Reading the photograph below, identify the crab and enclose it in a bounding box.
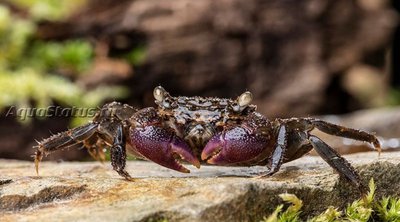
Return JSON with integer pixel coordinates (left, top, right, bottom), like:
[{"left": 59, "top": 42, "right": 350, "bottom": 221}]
[{"left": 34, "top": 86, "right": 381, "bottom": 192}]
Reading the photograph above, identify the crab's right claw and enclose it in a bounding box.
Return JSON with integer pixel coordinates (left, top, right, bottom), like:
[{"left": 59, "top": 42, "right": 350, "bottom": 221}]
[{"left": 129, "top": 125, "right": 200, "bottom": 173}]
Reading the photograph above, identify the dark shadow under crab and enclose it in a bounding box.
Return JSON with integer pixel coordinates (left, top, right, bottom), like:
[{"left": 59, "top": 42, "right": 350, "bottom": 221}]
[{"left": 34, "top": 86, "right": 381, "bottom": 193}]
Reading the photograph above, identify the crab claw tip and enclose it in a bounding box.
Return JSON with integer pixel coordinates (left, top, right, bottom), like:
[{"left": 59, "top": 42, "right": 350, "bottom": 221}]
[
  {"left": 171, "top": 141, "right": 201, "bottom": 170},
  {"left": 201, "top": 136, "right": 223, "bottom": 164},
  {"left": 195, "top": 161, "right": 201, "bottom": 169}
]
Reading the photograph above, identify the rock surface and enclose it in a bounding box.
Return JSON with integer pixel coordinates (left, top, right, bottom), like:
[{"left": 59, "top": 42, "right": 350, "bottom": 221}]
[{"left": 1, "top": 152, "right": 400, "bottom": 221}]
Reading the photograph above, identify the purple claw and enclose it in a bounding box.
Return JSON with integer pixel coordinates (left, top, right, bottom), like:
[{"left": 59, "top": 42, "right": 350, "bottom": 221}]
[
  {"left": 201, "top": 126, "right": 272, "bottom": 165},
  {"left": 129, "top": 125, "right": 200, "bottom": 173}
]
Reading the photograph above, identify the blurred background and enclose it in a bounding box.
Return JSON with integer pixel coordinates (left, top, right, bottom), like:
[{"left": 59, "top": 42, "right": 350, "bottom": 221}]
[{"left": 0, "top": 0, "right": 399, "bottom": 161}]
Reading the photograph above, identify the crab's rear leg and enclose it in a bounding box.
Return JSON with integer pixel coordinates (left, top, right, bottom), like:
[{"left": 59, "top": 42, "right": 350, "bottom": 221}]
[
  {"left": 296, "top": 118, "right": 381, "bottom": 153},
  {"left": 34, "top": 122, "right": 99, "bottom": 174},
  {"left": 287, "top": 118, "right": 380, "bottom": 193},
  {"left": 308, "top": 135, "right": 367, "bottom": 192}
]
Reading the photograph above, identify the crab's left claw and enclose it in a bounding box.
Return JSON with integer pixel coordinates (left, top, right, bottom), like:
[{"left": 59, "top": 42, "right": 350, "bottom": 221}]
[
  {"left": 129, "top": 125, "right": 200, "bottom": 173},
  {"left": 202, "top": 113, "right": 273, "bottom": 165},
  {"left": 201, "top": 125, "right": 272, "bottom": 165}
]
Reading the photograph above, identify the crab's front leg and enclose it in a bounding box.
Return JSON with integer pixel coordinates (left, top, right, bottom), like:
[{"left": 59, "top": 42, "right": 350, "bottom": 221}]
[
  {"left": 201, "top": 112, "right": 283, "bottom": 168},
  {"left": 128, "top": 107, "right": 200, "bottom": 173},
  {"left": 34, "top": 122, "right": 99, "bottom": 174},
  {"left": 96, "top": 120, "right": 133, "bottom": 180}
]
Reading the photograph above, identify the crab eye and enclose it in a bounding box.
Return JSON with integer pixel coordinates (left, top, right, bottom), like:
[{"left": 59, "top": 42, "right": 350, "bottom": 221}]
[
  {"left": 153, "top": 86, "right": 166, "bottom": 102},
  {"left": 163, "top": 98, "right": 172, "bottom": 108},
  {"left": 238, "top": 91, "right": 253, "bottom": 107}
]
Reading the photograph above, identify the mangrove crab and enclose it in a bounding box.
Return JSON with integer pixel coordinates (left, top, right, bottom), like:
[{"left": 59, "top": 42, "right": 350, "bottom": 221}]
[{"left": 34, "top": 86, "right": 381, "bottom": 191}]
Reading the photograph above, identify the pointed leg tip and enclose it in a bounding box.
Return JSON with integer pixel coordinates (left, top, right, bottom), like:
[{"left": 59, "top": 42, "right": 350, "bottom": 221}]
[
  {"left": 125, "top": 176, "right": 135, "bottom": 182},
  {"left": 117, "top": 169, "right": 135, "bottom": 181},
  {"left": 121, "top": 172, "right": 134, "bottom": 181},
  {"left": 34, "top": 151, "right": 42, "bottom": 176},
  {"left": 34, "top": 160, "right": 40, "bottom": 175},
  {"left": 373, "top": 140, "right": 381, "bottom": 156}
]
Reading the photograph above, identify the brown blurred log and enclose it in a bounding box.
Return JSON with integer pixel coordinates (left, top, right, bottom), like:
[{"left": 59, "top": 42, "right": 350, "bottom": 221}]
[{"left": 37, "top": 0, "right": 398, "bottom": 117}]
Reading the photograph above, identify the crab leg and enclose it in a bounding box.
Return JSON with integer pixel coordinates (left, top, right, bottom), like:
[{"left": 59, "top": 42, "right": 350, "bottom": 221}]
[
  {"left": 34, "top": 122, "right": 99, "bottom": 174},
  {"left": 296, "top": 118, "right": 381, "bottom": 153},
  {"left": 309, "top": 135, "right": 366, "bottom": 193},
  {"left": 262, "top": 125, "right": 288, "bottom": 176},
  {"left": 98, "top": 121, "right": 132, "bottom": 180}
]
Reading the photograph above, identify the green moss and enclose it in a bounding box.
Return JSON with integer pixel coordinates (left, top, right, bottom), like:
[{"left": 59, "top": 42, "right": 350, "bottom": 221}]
[
  {"left": 122, "top": 45, "right": 147, "bottom": 65},
  {"left": 0, "top": 3, "right": 128, "bottom": 125},
  {"left": 344, "top": 179, "right": 375, "bottom": 221},
  {"left": 262, "top": 179, "right": 400, "bottom": 222},
  {"left": 28, "top": 40, "right": 93, "bottom": 74},
  {"left": 262, "top": 194, "right": 302, "bottom": 222},
  {"left": 11, "top": 0, "right": 87, "bottom": 21},
  {"left": 307, "top": 207, "right": 341, "bottom": 222},
  {"left": 0, "top": 6, "right": 35, "bottom": 69},
  {"left": 376, "top": 197, "right": 400, "bottom": 221}
]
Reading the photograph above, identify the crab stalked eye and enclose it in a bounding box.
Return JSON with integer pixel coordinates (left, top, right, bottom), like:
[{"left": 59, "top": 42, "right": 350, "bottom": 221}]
[
  {"left": 238, "top": 91, "right": 253, "bottom": 108},
  {"left": 232, "top": 91, "right": 253, "bottom": 112},
  {"left": 153, "top": 86, "right": 166, "bottom": 102}
]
